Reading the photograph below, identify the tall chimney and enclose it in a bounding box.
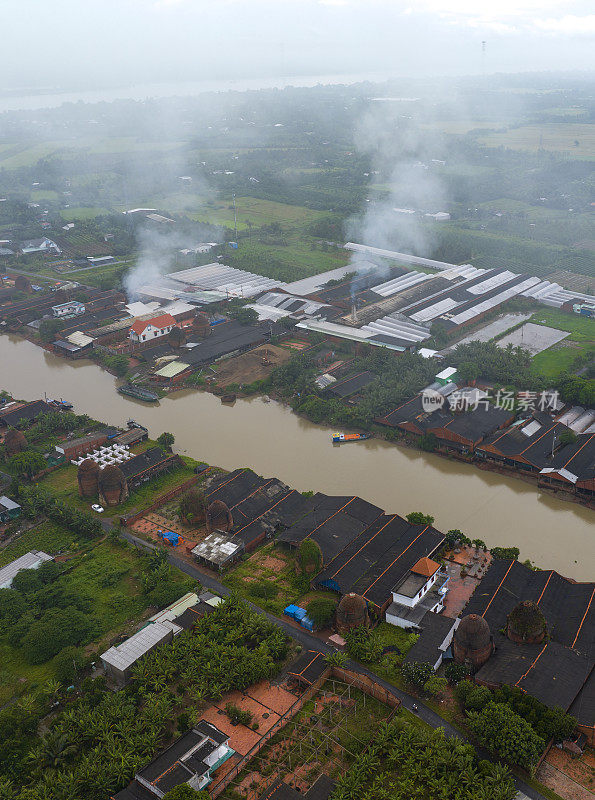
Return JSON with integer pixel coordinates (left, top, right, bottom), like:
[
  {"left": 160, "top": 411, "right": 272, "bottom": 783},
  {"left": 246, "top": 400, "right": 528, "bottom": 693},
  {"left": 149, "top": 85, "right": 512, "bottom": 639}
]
[{"left": 351, "top": 301, "right": 357, "bottom": 323}]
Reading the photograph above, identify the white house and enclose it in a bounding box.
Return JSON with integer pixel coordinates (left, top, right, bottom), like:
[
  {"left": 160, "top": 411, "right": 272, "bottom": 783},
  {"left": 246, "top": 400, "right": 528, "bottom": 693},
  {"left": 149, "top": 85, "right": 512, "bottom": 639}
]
[
  {"left": 385, "top": 557, "right": 450, "bottom": 629},
  {"left": 20, "top": 238, "right": 61, "bottom": 255},
  {"left": 129, "top": 313, "right": 177, "bottom": 343},
  {"left": 52, "top": 300, "right": 85, "bottom": 318}
]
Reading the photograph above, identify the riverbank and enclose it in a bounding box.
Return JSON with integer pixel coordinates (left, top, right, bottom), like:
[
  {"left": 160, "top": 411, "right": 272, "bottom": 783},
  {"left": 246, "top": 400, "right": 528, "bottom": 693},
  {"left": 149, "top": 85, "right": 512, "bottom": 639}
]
[{"left": 1, "top": 332, "right": 593, "bottom": 581}]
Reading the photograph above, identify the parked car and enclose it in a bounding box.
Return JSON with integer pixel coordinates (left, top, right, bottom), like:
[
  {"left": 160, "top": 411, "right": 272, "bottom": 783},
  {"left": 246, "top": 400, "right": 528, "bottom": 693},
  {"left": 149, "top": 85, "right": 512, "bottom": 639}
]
[{"left": 91, "top": 504, "right": 104, "bottom": 513}]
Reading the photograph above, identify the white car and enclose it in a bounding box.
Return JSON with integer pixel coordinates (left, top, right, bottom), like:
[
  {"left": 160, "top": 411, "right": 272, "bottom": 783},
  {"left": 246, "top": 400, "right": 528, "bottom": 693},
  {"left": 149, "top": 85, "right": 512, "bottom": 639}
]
[{"left": 91, "top": 504, "right": 104, "bottom": 513}]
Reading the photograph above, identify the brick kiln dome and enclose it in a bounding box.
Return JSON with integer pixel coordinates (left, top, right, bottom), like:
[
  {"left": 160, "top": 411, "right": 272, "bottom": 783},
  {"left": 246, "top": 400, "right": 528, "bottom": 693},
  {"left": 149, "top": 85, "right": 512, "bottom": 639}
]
[
  {"left": 336, "top": 593, "right": 369, "bottom": 633},
  {"left": 453, "top": 614, "right": 494, "bottom": 670},
  {"left": 206, "top": 500, "right": 233, "bottom": 533},
  {"left": 77, "top": 458, "right": 100, "bottom": 497},
  {"left": 98, "top": 464, "right": 128, "bottom": 506},
  {"left": 507, "top": 601, "right": 547, "bottom": 644},
  {"left": 14, "top": 275, "right": 32, "bottom": 293},
  {"left": 4, "top": 428, "right": 27, "bottom": 455},
  {"left": 168, "top": 325, "right": 186, "bottom": 347}
]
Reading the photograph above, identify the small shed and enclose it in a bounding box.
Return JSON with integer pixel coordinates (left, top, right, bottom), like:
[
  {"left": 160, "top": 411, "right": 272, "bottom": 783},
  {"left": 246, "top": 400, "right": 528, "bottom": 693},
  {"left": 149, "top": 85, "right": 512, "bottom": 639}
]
[{"left": 435, "top": 367, "right": 458, "bottom": 386}]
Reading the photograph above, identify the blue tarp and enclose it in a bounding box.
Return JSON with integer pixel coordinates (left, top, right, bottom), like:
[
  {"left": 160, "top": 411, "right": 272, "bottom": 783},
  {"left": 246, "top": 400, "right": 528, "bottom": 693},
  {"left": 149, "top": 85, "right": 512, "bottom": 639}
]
[
  {"left": 293, "top": 607, "right": 307, "bottom": 621},
  {"left": 300, "top": 616, "right": 314, "bottom": 631},
  {"left": 283, "top": 605, "right": 300, "bottom": 618}
]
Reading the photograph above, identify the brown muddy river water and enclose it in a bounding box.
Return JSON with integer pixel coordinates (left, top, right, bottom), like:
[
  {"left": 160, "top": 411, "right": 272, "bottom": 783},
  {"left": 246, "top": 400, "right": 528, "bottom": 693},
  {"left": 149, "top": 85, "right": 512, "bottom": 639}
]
[{"left": 1, "top": 334, "right": 593, "bottom": 580}]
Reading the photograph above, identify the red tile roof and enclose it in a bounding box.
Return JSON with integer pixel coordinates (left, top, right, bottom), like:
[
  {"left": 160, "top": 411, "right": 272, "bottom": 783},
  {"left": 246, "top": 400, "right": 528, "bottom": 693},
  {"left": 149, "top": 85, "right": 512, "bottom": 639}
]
[
  {"left": 130, "top": 313, "right": 176, "bottom": 335},
  {"left": 410, "top": 556, "right": 440, "bottom": 578}
]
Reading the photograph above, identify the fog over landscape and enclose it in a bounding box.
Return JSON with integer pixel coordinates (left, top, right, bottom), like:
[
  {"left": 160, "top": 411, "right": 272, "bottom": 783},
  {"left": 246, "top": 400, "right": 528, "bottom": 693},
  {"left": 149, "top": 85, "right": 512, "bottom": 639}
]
[
  {"left": 0, "top": 4, "right": 594, "bottom": 800},
  {"left": 1, "top": 0, "right": 594, "bottom": 98}
]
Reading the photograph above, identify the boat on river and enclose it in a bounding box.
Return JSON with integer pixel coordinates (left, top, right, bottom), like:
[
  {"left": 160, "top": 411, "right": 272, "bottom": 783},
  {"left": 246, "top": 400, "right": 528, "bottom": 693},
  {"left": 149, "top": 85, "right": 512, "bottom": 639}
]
[
  {"left": 117, "top": 384, "right": 159, "bottom": 402},
  {"left": 332, "top": 432, "right": 370, "bottom": 443}
]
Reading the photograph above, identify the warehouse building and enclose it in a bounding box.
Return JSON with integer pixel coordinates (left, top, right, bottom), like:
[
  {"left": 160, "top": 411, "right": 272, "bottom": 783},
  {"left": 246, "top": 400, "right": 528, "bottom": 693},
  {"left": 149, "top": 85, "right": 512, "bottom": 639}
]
[
  {"left": 277, "top": 494, "right": 384, "bottom": 567},
  {"left": 376, "top": 392, "right": 514, "bottom": 455},
  {"left": 0, "top": 399, "right": 52, "bottom": 428},
  {"left": 201, "top": 468, "right": 312, "bottom": 552},
  {"left": 460, "top": 559, "right": 594, "bottom": 719},
  {"left": 101, "top": 621, "right": 178, "bottom": 684},
  {"left": 313, "top": 513, "right": 445, "bottom": 613}
]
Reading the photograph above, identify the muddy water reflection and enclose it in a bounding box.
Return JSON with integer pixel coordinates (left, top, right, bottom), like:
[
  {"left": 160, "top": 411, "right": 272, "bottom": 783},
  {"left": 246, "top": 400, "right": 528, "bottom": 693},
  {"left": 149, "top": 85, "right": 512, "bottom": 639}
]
[{"left": 1, "top": 334, "right": 592, "bottom": 580}]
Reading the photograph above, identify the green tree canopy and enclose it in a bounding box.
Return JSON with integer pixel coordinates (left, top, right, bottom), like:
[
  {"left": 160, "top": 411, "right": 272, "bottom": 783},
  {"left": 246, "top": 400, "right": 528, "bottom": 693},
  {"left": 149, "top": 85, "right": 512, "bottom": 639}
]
[{"left": 467, "top": 702, "right": 545, "bottom": 774}]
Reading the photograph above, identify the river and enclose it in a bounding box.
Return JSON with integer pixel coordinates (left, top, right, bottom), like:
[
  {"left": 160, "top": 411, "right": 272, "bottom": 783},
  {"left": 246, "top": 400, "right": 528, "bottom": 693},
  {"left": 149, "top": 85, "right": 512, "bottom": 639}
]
[
  {"left": 0, "top": 72, "right": 393, "bottom": 112},
  {"left": 1, "top": 334, "right": 592, "bottom": 580}
]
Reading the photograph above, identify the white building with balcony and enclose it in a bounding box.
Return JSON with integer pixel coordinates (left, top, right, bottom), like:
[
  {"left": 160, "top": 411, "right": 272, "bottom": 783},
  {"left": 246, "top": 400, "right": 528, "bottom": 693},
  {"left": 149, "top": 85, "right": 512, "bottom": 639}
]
[{"left": 385, "top": 557, "right": 450, "bottom": 629}]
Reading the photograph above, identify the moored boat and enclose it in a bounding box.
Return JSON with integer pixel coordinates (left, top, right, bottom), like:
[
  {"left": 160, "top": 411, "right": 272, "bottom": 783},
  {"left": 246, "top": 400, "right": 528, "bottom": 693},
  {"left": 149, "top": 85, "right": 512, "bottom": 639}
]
[
  {"left": 117, "top": 384, "right": 159, "bottom": 402},
  {"left": 332, "top": 432, "right": 370, "bottom": 443}
]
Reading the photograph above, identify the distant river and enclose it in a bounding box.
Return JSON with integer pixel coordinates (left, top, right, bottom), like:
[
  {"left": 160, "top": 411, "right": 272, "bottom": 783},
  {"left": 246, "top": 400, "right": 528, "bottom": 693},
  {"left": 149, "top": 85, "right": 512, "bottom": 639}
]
[
  {"left": 0, "top": 72, "right": 393, "bottom": 112},
  {"left": 1, "top": 334, "right": 592, "bottom": 580}
]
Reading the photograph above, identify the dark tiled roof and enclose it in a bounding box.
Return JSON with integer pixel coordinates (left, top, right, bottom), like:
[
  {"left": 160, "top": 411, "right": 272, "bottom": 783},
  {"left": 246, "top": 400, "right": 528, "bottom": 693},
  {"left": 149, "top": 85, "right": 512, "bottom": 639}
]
[
  {"left": 464, "top": 559, "right": 595, "bottom": 654},
  {"left": 314, "top": 514, "right": 444, "bottom": 608},
  {"left": 287, "top": 651, "right": 328, "bottom": 685},
  {"left": 119, "top": 447, "right": 175, "bottom": 479},
  {"left": 326, "top": 371, "right": 376, "bottom": 398},
  {"left": 137, "top": 729, "right": 204, "bottom": 782},
  {"left": 569, "top": 668, "right": 595, "bottom": 729},
  {"left": 547, "top": 433, "right": 595, "bottom": 482},
  {"left": 0, "top": 400, "right": 52, "bottom": 427},
  {"left": 181, "top": 320, "right": 282, "bottom": 366},
  {"left": 403, "top": 612, "right": 457, "bottom": 665},
  {"left": 259, "top": 775, "right": 336, "bottom": 800},
  {"left": 476, "top": 635, "right": 591, "bottom": 711},
  {"left": 277, "top": 494, "right": 384, "bottom": 566}
]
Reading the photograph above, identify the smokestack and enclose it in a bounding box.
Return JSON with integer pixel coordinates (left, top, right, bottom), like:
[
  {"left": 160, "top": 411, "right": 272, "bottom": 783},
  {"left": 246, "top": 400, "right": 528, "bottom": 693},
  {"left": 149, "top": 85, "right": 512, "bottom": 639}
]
[{"left": 351, "top": 301, "right": 358, "bottom": 323}]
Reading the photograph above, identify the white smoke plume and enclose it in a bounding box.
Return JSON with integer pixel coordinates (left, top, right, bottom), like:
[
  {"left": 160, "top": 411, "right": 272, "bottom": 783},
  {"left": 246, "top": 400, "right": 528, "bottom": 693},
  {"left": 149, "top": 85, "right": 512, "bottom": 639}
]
[
  {"left": 346, "top": 98, "right": 448, "bottom": 274},
  {"left": 124, "top": 226, "right": 208, "bottom": 300}
]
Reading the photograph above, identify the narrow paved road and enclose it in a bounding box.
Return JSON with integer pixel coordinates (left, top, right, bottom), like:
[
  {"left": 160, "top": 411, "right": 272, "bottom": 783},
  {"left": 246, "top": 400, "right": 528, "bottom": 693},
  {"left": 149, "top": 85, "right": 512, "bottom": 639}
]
[{"left": 121, "top": 528, "right": 547, "bottom": 800}]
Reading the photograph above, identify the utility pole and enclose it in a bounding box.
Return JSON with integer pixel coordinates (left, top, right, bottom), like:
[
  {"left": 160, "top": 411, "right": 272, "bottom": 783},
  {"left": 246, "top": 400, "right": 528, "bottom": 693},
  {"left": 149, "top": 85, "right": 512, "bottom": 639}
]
[{"left": 233, "top": 192, "right": 238, "bottom": 242}]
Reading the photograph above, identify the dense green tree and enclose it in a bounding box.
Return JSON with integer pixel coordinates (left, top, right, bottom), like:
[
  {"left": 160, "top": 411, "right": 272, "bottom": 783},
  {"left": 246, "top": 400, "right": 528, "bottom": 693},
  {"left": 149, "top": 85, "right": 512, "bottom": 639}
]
[
  {"left": 467, "top": 702, "right": 545, "bottom": 773},
  {"left": 157, "top": 432, "right": 175, "bottom": 450},
  {"left": 400, "top": 660, "right": 434, "bottom": 688},
  {"left": 405, "top": 512, "right": 435, "bottom": 526},
  {"left": 8, "top": 451, "right": 46, "bottom": 480},
  {"left": 306, "top": 598, "right": 337, "bottom": 628}
]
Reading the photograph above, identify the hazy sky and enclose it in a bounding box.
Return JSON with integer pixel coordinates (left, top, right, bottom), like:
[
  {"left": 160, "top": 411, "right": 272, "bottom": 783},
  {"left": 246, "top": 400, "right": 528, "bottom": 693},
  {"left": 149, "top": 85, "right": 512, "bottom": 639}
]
[{"left": 2, "top": 0, "right": 594, "bottom": 91}]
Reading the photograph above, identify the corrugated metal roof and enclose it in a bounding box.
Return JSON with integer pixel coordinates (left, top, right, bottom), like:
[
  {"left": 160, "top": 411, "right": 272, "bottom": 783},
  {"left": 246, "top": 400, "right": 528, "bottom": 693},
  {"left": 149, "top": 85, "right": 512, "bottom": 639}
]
[
  {"left": 101, "top": 621, "right": 173, "bottom": 671},
  {"left": 0, "top": 551, "right": 53, "bottom": 588},
  {"left": 154, "top": 360, "right": 190, "bottom": 378},
  {"left": 66, "top": 331, "right": 94, "bottom": 347}
]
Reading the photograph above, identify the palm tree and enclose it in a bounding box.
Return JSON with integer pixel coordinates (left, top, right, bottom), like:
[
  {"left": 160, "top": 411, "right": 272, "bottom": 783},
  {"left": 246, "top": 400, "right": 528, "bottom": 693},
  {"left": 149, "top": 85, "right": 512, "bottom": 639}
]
[
  {"left": 19, "top": 693, "right": 38, "bottom": 713},
  {"left": 40, "top": 679, "right": 61, "bottom": 701},
  {"left": 27, "top": 731, "right": 78, "bottom": 775}
]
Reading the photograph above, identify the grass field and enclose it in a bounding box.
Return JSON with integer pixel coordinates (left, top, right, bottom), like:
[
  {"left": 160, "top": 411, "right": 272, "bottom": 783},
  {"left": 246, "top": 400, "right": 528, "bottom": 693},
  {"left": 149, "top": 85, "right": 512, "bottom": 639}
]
[
  {"left": 529, "top": 308, "right": 594, "bottom": 377},
  {"left": 531, "top": 346, "right": 583, "bottom": 378},
  {"left": 0, "top": 538, "right": 193, "bottom": 703},
  {"left": 227, "top": 236, "right": 351, "bottom": 282},
  {"left": 530, "top": 308, "right": 595, "bottom": 343},
  {"left": 478, "top": 123, "right": 595, "bottom": 159},
  {"left": 161, "top": 194, "right": 329, "bottom": 230},
  {"left": 0, "top": 520, "right": 81, "bottom": 568}
]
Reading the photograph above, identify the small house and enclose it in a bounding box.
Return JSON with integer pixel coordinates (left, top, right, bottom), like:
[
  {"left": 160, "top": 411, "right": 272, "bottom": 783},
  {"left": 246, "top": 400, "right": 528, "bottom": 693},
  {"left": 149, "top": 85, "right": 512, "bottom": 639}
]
[
  {"left": 52, "top": 300, "right": 86, "bottom": 318},
  {"left": 385, "top": 557, "right": 450, "bottom": 629},
  {"left": 129, "top": 313, "right": 177, "bottom": 343}
]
